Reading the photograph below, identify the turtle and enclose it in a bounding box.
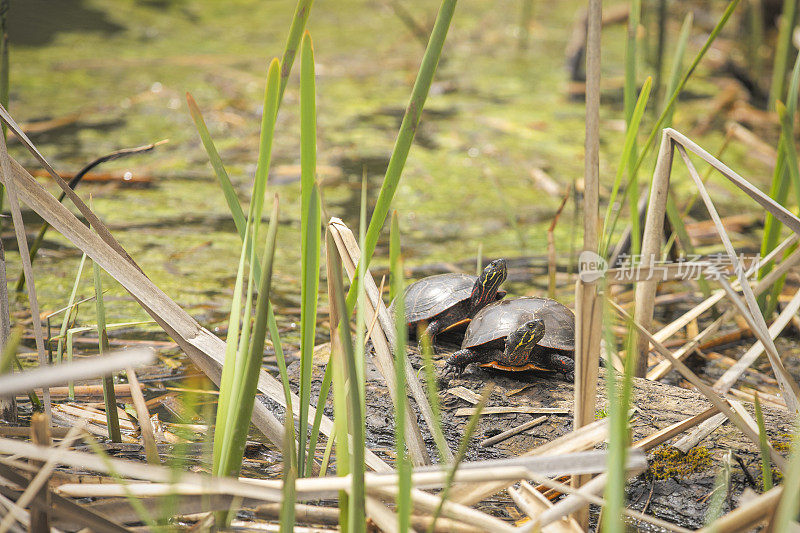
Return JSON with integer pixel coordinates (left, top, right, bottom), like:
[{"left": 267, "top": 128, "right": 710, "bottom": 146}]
[
  {"left": 445, "top": 296, "right": 575, "bottom": 377},
  {"left": 392, "top": 258, "right": 508, "bottom": 346}
]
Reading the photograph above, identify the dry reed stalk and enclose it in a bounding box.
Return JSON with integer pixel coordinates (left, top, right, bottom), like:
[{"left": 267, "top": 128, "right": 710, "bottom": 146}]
[
  {"left": 647, "top": 313, "right": 729, "bottom": 380},
  {"left": 0, "top": 136, "right": 390, "bottom": 472},
  {"left": 519, "top": 474, "right": 691, "bottom": 533},
  {"left": 0, "top": 423, "right": 81, "bottom": 533},
  {"left": 479, "top": 416, "right": 547, "bottom": 447},
  {"left": 673, "top": 413, "right": 727, "bottom": 453},
  {"left": 365, "top": 496, "right": 399, "bottom": 533},
  {"left": 547, "top": 184, "right": 572, "bottom": 299},
  {"left": 450, "top": 418, "right": 608, "bottom": 506},
  {"left": 609, "top": 299, "right": 788, "bottom": 470},
  {"left": 327, "top": 217, "right": 436, "bottom": 465},
  {"left": 715, "top": 286, "right": 800, "bottom": 394},
  {"left": 633, "top": 130, "right": 675, "bottom": 377},
  {"left": 675, "top": 143, "right": 800, "bottom": 412},
  {"left": 696, "top": 485, "right": 783, "bottom": 533},
  {"left": 369, "top": 484, "right": 517, "bottom": 533},
  {"left": 124, "top": 367, "right": 159, "bottom": 465},
  {"left": 632, "top": 406, "right": 719, "bottom": 450},
  {"left": 0, "top": 348, "right": 153, "bottom": 397},
  {"left": 509, "top": 481, "right": 582, "bottom": 533},
  {"left": 0, "top": 134, "right": 51, "bottom": 418}
]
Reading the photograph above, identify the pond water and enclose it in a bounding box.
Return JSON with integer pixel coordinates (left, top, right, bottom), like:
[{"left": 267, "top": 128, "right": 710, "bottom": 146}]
[{"left": 5, "top": 0, "right": 773, "bottom": 353}]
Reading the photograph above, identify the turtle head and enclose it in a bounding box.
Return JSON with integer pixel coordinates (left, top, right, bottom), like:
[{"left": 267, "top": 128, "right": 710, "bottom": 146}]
[
  {"left": 505, "top": 319, "right": 545, "bottom": 360},
  {"left": 469, "top": 259, "right": 507, "bottom": 313}
]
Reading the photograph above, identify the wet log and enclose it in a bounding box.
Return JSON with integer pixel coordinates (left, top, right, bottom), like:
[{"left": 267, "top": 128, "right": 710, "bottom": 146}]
[{"left": 289, "top": 344, "right": 798, "bottom": 530}]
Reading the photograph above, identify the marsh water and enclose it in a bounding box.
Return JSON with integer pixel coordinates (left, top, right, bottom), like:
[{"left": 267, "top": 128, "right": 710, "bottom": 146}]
[{"left": 5, "top": 0, "right": 777, "bottom": 353}]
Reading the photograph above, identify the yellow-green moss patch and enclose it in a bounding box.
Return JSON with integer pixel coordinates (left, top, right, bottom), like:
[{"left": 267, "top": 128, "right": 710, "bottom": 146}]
[{"left": 648, "top": 445, "right": 713, "bottom": 480}]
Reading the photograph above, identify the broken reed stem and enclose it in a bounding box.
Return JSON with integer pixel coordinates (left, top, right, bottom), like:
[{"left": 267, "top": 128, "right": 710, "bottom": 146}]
[{"left": 572, "top": 0, "right": 602, "bottom": 527}]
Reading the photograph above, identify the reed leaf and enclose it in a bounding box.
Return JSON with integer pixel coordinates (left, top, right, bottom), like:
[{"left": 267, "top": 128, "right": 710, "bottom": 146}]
[
  {"left": 298, "top": 31, "right": 321, "bottom": 478},
  {"left": 761, "top": 53, "right": 800, "bottom": 315},
  {"left": 768, "top": 0, "right": 798, "bottom": 108},
  {"left": 390, "top": 211, "right": 411, "bottom": 532},
  {"left": 56, "top": 254, "right": 86, "bottom": 369},
  {"left": 603, "top": 302, "right": 637, "bottom": 533},
  {"left": 604, "top": 0, "right": 738, "bottom": 250},
  {"left": 326, "top": 231, "right": 366, "bottom": 532},
  {"left": 277, "top": 0, "right": 315, "bottom": 104},
  {"left": 345, "top": 0, "right": 457, "bottom": 314},
  {"left": 93, "top": 261, "right": 121, "bottom": 443},
  {"left": 186, "top": 94, "right": 246, "bottom": 237},
  {"left": 661, "top": 13, "right": 693, "bottom": 126},
  {"left": 772, "top": 417, "right": 800, "bottom": 531},
  {"left": 624, "top": 0, "right": 641, "bottom": 254},
  {"left": 216, "top": 196, "right": 280, "bottom": 482},
  {"left": 753, "top": 393, "right": 773, "bottom": 492},
  {"left": 601, "top": 76, "right": 653, "bottom": 256},
  {"left": 704, "top": 450, "right": 732, "bottom": 525},
  {"left": 428, "top": 383, "right": 492, "bottom": 533},
  {"left": 0, "top": 326, "right": 21, "bottom": 374},
  {"left": 419, "top": 331, "right": 450, "bottom": 462}
]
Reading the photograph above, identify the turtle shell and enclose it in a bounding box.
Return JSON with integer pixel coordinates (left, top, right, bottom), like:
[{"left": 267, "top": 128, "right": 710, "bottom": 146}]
[
  {"left": 395, "top": 273, "right": 477, "bottom": 324},
  {"left": 462, "top": 297, "right": 575, "bottom": 351}
]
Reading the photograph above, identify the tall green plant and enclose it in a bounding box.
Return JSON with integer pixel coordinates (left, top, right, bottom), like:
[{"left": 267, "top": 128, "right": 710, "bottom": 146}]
[
  {"left": 772, "top": 418, "right": 800, "bottom": 531},
  {"left": 760, "top": 52, "right": 800, "bottom": 316},
  {"left": 768, "top": 0, "right": 798, "bottom": 109},
  {"left": 603, "top": 0, "right": 739, "bottom": 252},
  {"left": 390, "top": 212, "right": 412, "bottom": 532},
  {"left": 326, "top": 232, "right": 366, "bottom": 532},
  {"left": 93, "top": 261, "right": 121, "bottom": 443},
  {"left": 345, "top": 0, "right": 457, "bottom": 314},
  {"left": 214, "top": 196, "right": 280, "bottom": 480},
  {"left": 602, "top": 298, "right": 636, "bottom": 533},
  {"left": 754, "top": 393, "right": 773, "bottom": 492},
  {"left": 213, "top": 58, "right": 281, "bottom": 482},
  {"left": 624, "top": 0, "right": 642, "bottom": 254},
  {"left": 298, "top": 31, "right": 321, "bottom": 478}
]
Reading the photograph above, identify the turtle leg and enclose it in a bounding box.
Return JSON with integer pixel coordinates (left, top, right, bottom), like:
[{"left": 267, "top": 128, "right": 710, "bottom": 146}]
[
  {"left": 417, "top": 318, "right": 445, "bottom": 353},
  {"left": 445, "top": 348, "right": 483, "bottom": 375},
  {"left": 542, "top": 352, "right": 575, "bottom": 380}
]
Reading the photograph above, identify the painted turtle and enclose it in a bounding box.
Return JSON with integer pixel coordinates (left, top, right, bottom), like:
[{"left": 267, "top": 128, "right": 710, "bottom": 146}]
[
  {"left": 392, "top": 259, "right": 507, "bottom": 345},
  {"left": 445, "top": 297, "right": 575, "bottom": 376}
]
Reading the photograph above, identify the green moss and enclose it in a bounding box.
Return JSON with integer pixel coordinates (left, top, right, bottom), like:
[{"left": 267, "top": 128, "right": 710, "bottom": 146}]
[{"left": 647, "top": 445, "right": 713, "bottom": 480}]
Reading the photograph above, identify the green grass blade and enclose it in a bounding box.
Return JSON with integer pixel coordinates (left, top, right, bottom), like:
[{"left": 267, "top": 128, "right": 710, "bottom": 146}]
[
  {"left": 326, "top": 231, "right": 366, "bottom": 532},
  {"left": 754, "top": 393, "right": 773, "bottom": 491},
  {"left": 390, "top": 211, "right": 411, "bottom": 532},
  {"left": 601, "top": 76, "right": 653, "bottom": 256},
  {"left": 0, "top": 326, "right": 22, "bottom": 374},
  {"left": 250, "top": 59, "right": 281, "bottom": 232},
  {"left": 220, "top": 196, "right": 281, "bottom": 481},
  {"left": 345, "top": 0, "right": 457, "bottom": 314},
  {"left": 298, "top": 32, "right": 320, "bottom": 478},
  {"left": 772, "top": 417, "right": 800, "bottom": 531},
  {"left": 56, "top": 254, "right": 87, "bottom": 366},
  {"left": 428, "top": 383, "right": 492, "bottom": 533},
  {"left": 624, "top": 0, "right": 642, "bottom": 255},
  {"left": 604, "top": 0, "right": 738, "bottom": 248},
  {"left": 603, "top": 299, "right": 635, "bottom": 533},
  {"left": 768, "top": 0, "right": 798, "bottom": 108},
  {"left": 213, "top": 222, "right": 251, "bottom": 472},
  {"left": 186, "top": 93, "right": 246, "bottom": 237},
  {"left": 761, "top": 53, "right": 800, "bottom": 314},
  {"left": 704, "top": 450, "right": 732, "bottom": 525},
  {"left": 277, "top": 0, "right": 315, "bottom": 104},
  {"left": 661, "top": 12, "right": 693, "bottom": 126},
  {"left": 92, "top": 261, "right": 121, "bottom": 443},
  {"left": 419, "top": 332, "right": 450, "bottom": 462}
]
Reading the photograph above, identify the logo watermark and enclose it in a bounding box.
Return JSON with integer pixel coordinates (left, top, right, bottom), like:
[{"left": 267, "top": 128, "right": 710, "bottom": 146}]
[{"left": 578, "top": 251, "right": 757, "bottom": 283}]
